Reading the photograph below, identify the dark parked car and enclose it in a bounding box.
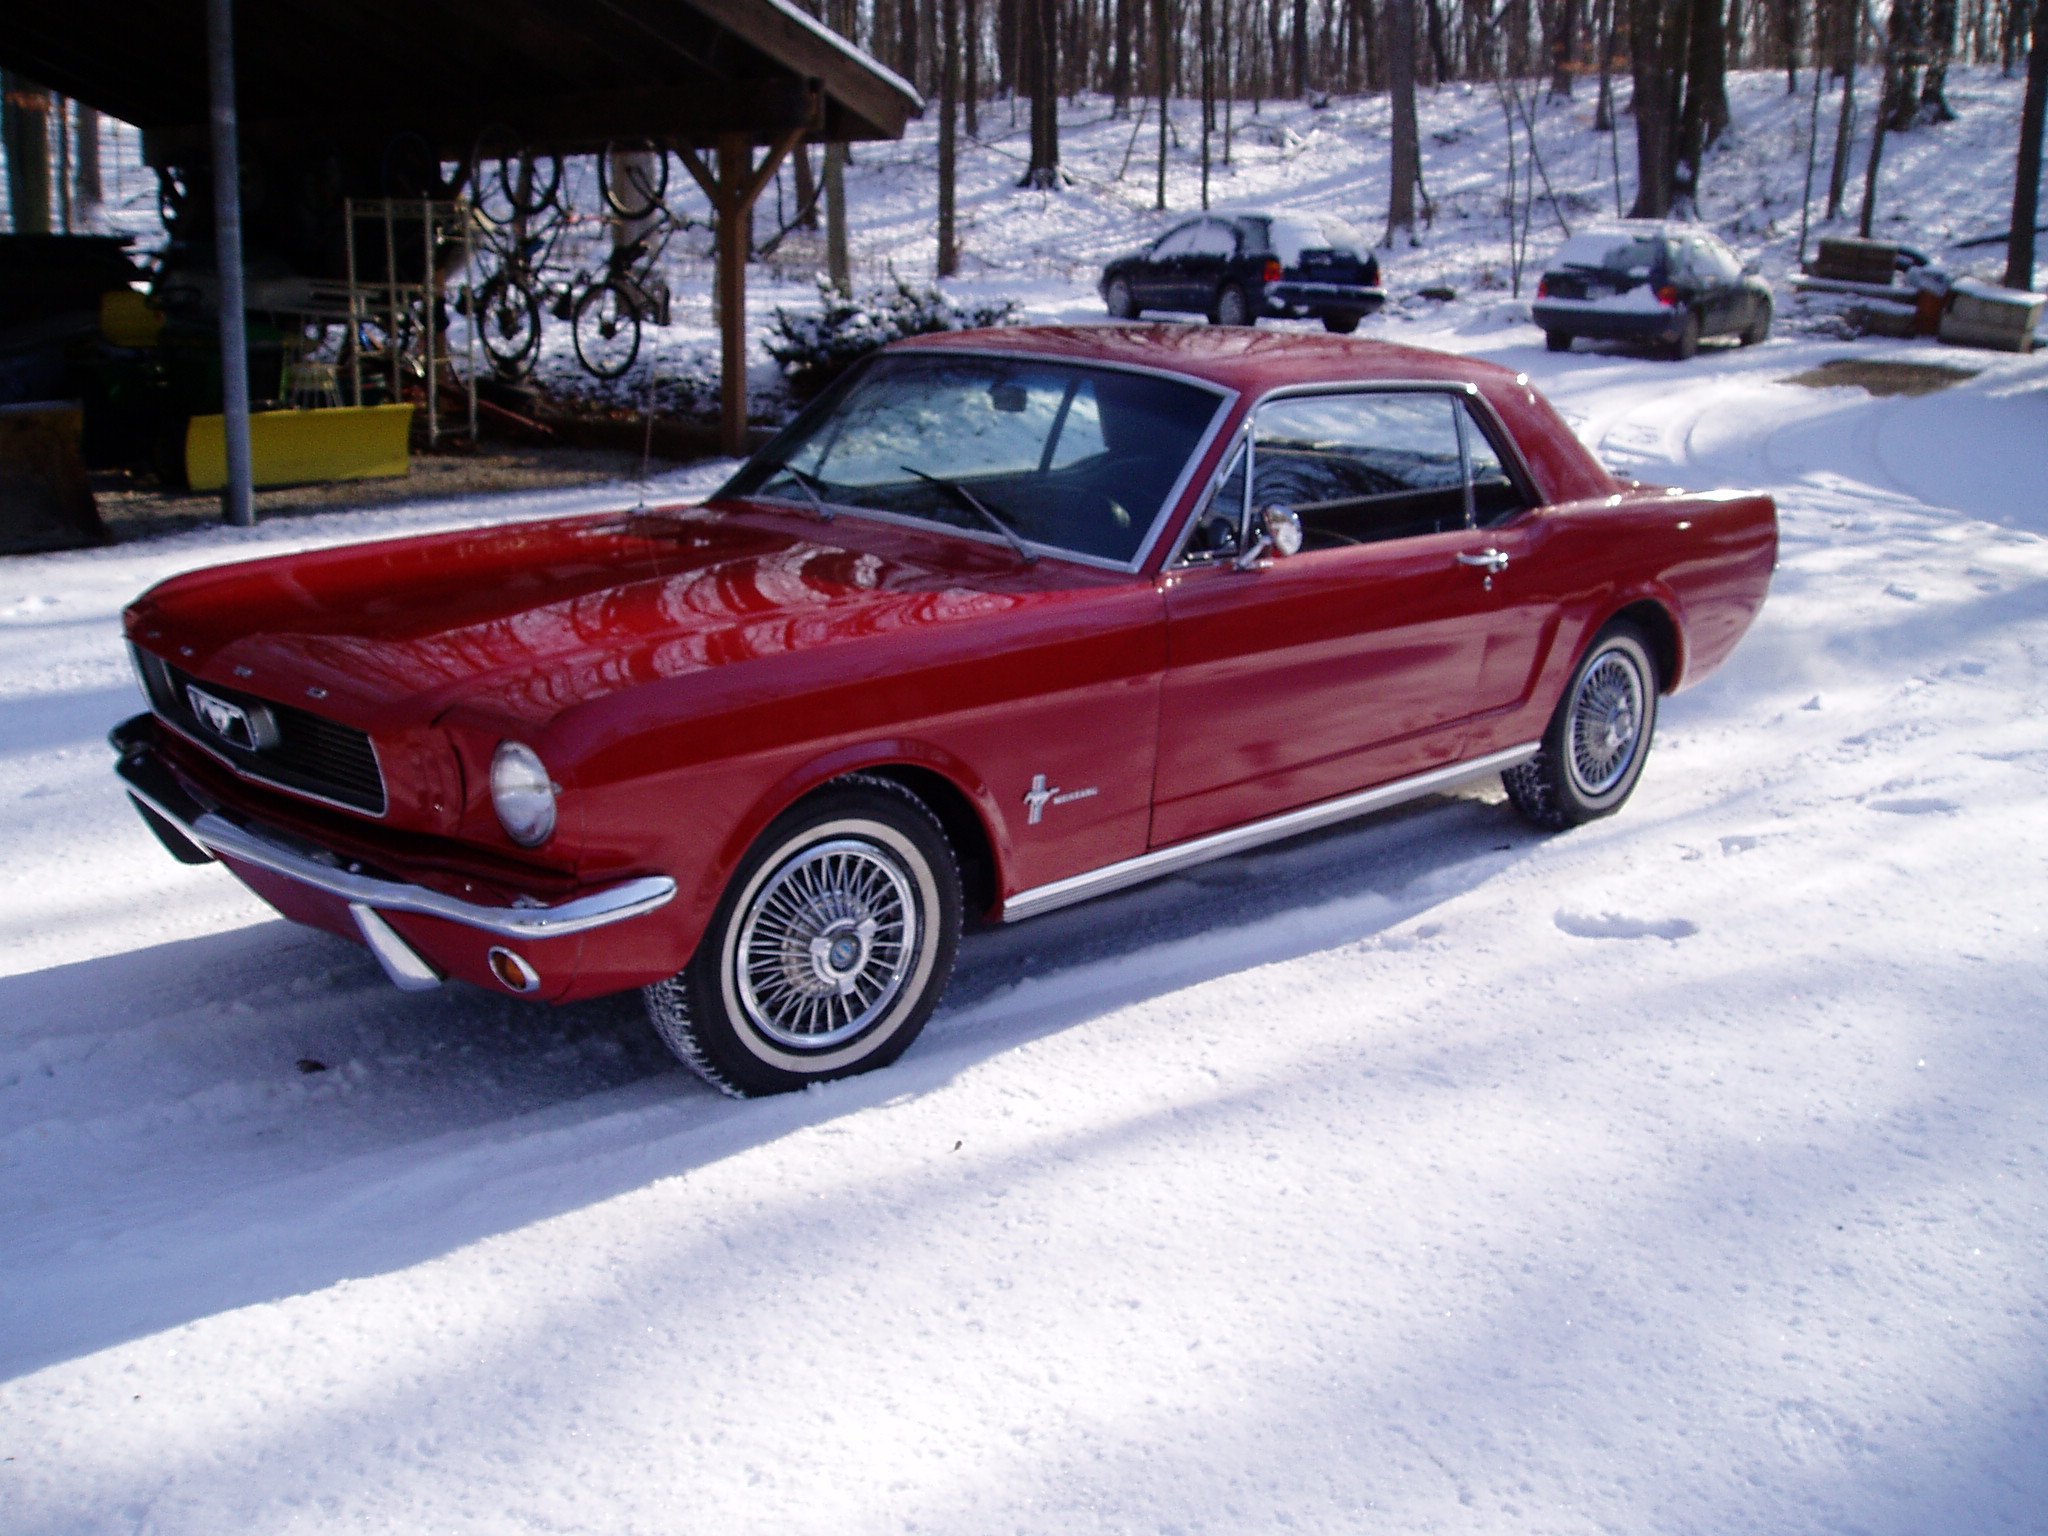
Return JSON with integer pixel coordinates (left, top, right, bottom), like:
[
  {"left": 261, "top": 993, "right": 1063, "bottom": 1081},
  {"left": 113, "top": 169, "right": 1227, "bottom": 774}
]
[
  {"left": 1532, "top": 223, "right": 1773, "bottom": 359},
  {"left": 1101, "top": 211, "right": 1385, "bottom": 332}
]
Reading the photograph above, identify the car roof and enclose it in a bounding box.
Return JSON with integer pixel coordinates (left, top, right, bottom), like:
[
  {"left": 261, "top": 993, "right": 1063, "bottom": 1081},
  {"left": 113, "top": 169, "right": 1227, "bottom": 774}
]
[{"left": 891, "top": 324, "right": 1527, "bottom": 399}]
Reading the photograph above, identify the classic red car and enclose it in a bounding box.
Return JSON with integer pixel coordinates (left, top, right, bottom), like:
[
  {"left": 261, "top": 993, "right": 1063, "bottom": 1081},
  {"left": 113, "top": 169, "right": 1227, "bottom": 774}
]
[{"left": 114, "top": 326, "right": 1776, "bottom": 1095}]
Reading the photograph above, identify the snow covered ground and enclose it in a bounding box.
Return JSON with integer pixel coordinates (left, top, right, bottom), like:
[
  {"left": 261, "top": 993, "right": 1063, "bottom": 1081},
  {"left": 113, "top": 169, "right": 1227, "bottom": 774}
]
[{"left": 4, "top": 71, "right": 2046, "bottom": 1535}]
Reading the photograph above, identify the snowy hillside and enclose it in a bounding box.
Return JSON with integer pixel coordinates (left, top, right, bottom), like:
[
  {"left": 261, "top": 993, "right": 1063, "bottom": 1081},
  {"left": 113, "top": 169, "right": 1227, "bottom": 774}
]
[{"left": 3, "top": 71, "right": 2046, "bottom": 1536}]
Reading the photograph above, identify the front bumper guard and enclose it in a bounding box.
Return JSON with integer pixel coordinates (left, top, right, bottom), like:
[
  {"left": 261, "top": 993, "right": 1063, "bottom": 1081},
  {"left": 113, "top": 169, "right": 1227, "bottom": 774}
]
[{"left": 112, "top": 716, "right": 677, "bottom": 956}]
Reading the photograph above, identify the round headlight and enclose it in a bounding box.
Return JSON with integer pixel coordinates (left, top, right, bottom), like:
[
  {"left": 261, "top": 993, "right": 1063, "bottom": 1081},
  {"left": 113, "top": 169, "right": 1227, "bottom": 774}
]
[{"left": 490, "top": 740, "right": 557, "bottom": 848}]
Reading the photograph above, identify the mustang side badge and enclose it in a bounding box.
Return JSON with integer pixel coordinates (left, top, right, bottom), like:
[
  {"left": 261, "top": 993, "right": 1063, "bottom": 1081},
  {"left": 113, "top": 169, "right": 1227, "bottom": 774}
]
[{"left": 1024, "top": 773, "right": 1100, "bottom": 825}]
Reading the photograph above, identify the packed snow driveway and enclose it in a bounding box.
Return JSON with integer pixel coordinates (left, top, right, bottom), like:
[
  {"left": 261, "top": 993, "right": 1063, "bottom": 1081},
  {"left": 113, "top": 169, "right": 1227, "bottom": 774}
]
[{"left": 2, "top": 337, "right": 2045, "bottom": 1536}]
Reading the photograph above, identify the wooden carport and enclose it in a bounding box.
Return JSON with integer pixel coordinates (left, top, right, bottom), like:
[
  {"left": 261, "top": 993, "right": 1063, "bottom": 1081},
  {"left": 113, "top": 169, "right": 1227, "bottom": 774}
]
[{"left": 0, "top": 0, "right": 919, "bottom": 457}]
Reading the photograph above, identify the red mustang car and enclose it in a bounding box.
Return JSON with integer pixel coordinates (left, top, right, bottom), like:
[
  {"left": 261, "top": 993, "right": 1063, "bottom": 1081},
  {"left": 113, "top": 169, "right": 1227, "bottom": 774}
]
[{"left": 114, "top": 327, "right": 1776, "bottom": 1095}]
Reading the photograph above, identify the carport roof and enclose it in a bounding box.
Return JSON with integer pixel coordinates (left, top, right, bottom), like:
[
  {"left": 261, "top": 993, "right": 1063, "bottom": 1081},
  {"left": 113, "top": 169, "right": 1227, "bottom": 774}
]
[{"left": 0, "top": 0, "right": 921, "bottom": 159}]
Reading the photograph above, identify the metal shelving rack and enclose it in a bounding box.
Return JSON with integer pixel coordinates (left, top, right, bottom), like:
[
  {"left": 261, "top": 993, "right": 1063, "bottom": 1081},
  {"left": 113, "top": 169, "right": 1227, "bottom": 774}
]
[{"left": 342, "top": 197, "right": 479, "bottom": 447}]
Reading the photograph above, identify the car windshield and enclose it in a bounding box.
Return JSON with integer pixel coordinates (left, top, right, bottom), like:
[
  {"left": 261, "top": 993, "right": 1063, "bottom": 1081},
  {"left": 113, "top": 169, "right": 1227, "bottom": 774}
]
[
  {"left": 722, "top": 353, "right": 1224, "bottom": 565},
  {"left": 1262, "top": 213, "right": 1367, "bottom": 265},
  {"left": 1551, "top": 232, "right": 1666, "bottom": 278}
]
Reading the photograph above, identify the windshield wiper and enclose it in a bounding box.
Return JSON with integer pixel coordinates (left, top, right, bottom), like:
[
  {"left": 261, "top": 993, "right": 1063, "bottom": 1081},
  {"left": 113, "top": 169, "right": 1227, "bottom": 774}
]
[
  {"left": 899, "top": 465, "right": 1037, "bottom": 565},
  {"left": 766, "top": 463, "right": 837, "bottom": 523}
]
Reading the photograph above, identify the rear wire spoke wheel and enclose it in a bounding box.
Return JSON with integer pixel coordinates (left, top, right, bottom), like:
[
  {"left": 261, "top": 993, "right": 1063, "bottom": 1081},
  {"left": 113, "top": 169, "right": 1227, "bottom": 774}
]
[
  {"left": 643, "top": 775, "right": 963, "bottom": 1096},
  {"left": 572, "top": 281, "right": 642, "bottom": 380},
  {"left": 600, "top": 139, "right": 670, "bottom": 220},
  {"left": 1502, "top": 625, "right": 1659, "bottom": 830}
]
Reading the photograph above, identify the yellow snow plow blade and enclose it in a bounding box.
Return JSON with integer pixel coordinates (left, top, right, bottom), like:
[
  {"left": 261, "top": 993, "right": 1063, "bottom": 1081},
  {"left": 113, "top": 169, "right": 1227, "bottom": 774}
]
[{"left": 185, "top": 404, "right": 414, "bottom": 493}]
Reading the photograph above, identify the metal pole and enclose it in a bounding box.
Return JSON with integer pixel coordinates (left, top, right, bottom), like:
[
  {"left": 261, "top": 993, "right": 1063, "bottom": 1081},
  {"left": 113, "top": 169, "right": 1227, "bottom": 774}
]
[
  {"left": 423, "top": 198, "right": 437, "bottom": 448},
  {"left": 205, "top": 0, "right": 256, "bottom": 526}
]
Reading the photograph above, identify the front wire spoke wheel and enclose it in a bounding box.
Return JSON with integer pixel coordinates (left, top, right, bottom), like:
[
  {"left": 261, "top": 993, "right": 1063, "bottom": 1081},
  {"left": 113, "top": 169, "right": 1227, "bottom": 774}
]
[
  {"left": 642, "top": 776, "right": 963, "bottom": 1097},
  {"left": 735, "top": 839, "right": 916, "bottom": 1050}
]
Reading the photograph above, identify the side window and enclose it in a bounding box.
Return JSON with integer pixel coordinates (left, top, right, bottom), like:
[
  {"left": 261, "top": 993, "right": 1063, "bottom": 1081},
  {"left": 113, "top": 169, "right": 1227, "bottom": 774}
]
[
  {"left": 1187, "top": 219, "right": 1239, "bottom": 257},
  {"left": 1702, "top": 238, "right": 1743, "bottom": 283},
  {"left": 1179, "top": 441, "right": 1247, "bottom": 561},
  {"left": 1252, "top": 392, "right": 1466, "bottom": 547},
  {"left": 1151, "top": 223, "right": 1202, "bottom": 259},
  {"left": 1461, "top": 403, "right": 1532, "bottom": 527}
]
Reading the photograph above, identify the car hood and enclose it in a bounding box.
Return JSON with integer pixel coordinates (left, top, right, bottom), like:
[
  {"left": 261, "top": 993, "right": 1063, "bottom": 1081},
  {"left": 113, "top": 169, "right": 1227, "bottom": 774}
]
[{"left": 126, "top": 506, "right": 1058, "bottom": 731}]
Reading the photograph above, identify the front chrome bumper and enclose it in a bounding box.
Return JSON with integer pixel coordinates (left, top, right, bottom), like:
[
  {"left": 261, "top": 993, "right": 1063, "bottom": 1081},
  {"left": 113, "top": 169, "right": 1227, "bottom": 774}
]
[{"left": 111, "top": 714, "right": 677, "bottom": 944}]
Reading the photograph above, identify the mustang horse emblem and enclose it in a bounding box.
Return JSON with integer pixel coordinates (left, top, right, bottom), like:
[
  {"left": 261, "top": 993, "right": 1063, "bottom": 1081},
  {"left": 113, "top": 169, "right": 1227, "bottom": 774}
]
[{"left": 185, "top": 685, "right": 277, "bottom": 752}]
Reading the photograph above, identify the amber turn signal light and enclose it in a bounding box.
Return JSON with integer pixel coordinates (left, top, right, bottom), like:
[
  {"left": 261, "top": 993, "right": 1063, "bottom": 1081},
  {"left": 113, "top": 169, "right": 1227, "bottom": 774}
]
[{"left": 487, "top": 946, "right": 541, "bottom": 994}]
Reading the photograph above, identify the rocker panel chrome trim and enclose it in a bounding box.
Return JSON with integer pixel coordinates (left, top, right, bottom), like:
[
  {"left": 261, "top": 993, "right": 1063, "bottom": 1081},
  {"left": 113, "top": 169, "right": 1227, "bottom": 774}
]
[{"left": 1001, "top": 743, "right": 1539, "bottom": 923}]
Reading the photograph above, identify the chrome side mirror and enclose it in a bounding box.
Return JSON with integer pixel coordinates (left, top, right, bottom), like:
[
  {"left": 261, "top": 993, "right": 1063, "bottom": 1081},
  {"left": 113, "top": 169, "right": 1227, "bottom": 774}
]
[{"left": 1235, "top": 504, "right": 1304, "bottom": 569}]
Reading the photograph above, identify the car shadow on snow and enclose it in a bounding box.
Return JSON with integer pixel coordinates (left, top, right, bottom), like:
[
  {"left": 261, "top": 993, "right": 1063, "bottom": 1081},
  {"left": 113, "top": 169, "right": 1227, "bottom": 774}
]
[{"left": 0, "top": 782, "right": 1541, "bottom": 1380}]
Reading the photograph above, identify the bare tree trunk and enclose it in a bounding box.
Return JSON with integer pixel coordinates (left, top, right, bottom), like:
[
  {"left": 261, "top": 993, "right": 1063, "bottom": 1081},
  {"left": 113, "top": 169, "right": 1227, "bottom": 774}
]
[
  {"left": 967, "top": 0, "right": 982, "bottom": 134},
  {"left": 1388, "top": 0, "right": 1421, "bottom": 237},
  {"left": 825, "top": 142, "right": 850, "bottom": 293},
  {"left": 1860, "top": 6, "right": 1904, "bottom": 233},
  {"left": 1595, "top": 0, "right": 1617, "bottom": 127},
  {"left": 1675, "top": 0, "right": 1729, "bottom": 211},
  {"left": 1921, "top": 0, "right": 1959, "bottom": 118},
  {"left": 1158, "top": 0, "right": 1174, "bottom": 207},
  {"left": 1427, "top": 0, "right": 1454, "bottom": 80},
  {"left": 1777, "top": 0, "right": 1802, "bottom": 90},
  {"left": 1223, "top": 0, "right": 1236, "bottom": 161},
  {"left": 1114, "top": 0, "right": 1135, "bottom": 110},
  {"left": 1549, "top": 0, "right": 1580, "bottom": 93},
  {"left": 1825, "top": 0, "right": 1858, "bottom": 218},
  {"left": 1628, "top": 0, "right": 1685, "bottom": 217},
  {"left": 1021, "top": 0, "right": 1062, "bottom": 184},
  {"left": 1201, "top": 0, "right": 1215, "bottom": 204},
  {"left": 2006, "top": 0, "right": 2048, "bottom": 286},
  {"left": 793, "top": 142, "right": 819, "bottom": 228},
  {"left": 1293, "top": 0, "right": 1311, "bottom": 91},
  {"left": 1886, "top": 0, "right": 1925, "bottom": 129},
  {"left": 940, "top": 0, "right": 960, "bottom": 273}
]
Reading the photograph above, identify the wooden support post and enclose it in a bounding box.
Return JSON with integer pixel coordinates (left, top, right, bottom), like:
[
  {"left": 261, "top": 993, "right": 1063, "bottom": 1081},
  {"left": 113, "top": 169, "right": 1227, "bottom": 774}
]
[{"left": 685, "top": 122, "right": 810, "bottom": 460}]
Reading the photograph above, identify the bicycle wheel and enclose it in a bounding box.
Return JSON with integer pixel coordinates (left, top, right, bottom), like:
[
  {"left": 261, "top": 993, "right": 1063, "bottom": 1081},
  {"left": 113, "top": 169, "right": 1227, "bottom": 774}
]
[
  {"left": 572, "top": 282, "right": 642, "bottom": 380},
  {"left": 474, "top": 273, "right": 543, "bottom": 377},
  {"left": 473, "top": 125, "right": 561, "bottom": 222},
  {"left": 600, "top": 140, "right": 669, "bottom": 220}
]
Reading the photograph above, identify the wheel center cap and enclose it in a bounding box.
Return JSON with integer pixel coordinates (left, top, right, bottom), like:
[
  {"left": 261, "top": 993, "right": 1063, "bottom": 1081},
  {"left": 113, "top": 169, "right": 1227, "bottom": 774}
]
[{"left": 807, "top": 918, "right": 875, "bottom": 994}]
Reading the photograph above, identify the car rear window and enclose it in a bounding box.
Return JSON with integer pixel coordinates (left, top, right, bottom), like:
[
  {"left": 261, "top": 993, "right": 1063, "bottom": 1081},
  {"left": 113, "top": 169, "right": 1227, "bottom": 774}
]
[
  {"left": 1551, "top": 232, "right": 1666, "bottom": 277},
  {"left": 1260, "top": 214, "right": 1367, "bottom": 265}
]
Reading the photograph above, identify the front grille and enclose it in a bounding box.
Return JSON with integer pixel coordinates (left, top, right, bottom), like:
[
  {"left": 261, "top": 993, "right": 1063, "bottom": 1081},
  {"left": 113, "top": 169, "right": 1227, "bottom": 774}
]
[{"left": 133, "top": 646, "right": 387, "bottom": 815}]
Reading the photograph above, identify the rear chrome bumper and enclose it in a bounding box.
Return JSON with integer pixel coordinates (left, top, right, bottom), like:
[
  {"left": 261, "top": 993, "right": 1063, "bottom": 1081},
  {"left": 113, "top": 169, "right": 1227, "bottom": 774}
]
[{"left": 111, "top": 714, "right": 677, "bottom": 944}]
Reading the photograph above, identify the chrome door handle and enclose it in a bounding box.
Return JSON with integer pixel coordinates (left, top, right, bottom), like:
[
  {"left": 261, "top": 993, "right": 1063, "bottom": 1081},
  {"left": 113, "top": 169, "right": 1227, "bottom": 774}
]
[{"left": 1457, "top": 548, "right": 1510, "bottom": 573}]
